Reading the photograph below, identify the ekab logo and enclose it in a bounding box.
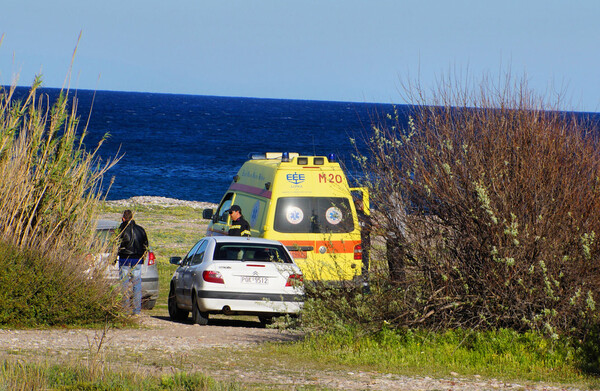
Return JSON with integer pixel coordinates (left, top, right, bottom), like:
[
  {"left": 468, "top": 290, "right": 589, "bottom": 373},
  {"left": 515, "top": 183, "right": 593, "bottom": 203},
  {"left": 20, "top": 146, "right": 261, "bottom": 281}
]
[{"left": 286, "top": 172, "right": 305, "bottom": 185}]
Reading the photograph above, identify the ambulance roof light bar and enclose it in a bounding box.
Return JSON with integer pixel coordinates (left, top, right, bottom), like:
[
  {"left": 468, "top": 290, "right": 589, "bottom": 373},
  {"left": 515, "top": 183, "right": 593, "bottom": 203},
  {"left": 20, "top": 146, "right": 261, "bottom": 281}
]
[
  {"left": 249, "top": 152, "right": 300, "bottom": 160},
  {"left": 248, "top": 153, "right": 266, "bottom": 160}
]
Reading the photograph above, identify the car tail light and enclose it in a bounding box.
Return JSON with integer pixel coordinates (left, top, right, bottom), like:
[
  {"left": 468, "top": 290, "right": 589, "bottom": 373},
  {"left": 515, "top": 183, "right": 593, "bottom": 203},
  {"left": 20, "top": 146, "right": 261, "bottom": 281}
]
[
  {"left": 354, "top": 244, "right": 362, "bottom": 260},
  {"left": 147, "top": 251, "right": 156, "bottom": 266},
  {"left": 203, "top": 270, "right": 224, "bottom": 284},
  {"left": 286, "top": 273, "right": 303, "bottom": 287}
]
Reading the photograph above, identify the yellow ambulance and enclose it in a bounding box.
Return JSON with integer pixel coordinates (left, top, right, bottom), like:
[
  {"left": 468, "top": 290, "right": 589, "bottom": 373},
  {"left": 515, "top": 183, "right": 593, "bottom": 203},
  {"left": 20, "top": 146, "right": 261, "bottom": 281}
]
[{"left": 202, "top": 152, "right": 369, "bottom": 282}]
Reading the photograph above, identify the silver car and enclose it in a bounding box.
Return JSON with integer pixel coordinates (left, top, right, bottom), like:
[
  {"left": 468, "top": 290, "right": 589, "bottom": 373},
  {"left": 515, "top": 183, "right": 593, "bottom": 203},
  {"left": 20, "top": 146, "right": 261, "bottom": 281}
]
[
  {"left": 96, "top": 220, "right": 159, "bottom": 310},
  {"left": 168, "top": 236, "right": 304, "bottom": 325}
]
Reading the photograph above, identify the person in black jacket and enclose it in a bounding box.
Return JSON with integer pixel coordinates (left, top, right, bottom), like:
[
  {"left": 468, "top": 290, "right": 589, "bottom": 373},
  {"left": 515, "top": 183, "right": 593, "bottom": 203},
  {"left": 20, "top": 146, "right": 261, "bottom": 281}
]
[
  {"left": 118, "top": 209, "right": 148, "bottom": 315},
  {"left": 227, "top": 205, "right": 251, "bottom": 237}
]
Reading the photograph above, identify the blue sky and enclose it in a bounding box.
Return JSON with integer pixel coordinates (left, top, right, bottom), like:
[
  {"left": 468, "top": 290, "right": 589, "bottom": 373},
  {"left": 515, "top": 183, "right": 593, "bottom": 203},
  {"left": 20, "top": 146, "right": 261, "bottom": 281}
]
[{"left": 1, "top": 1, "right": 599, "bottom": 112}]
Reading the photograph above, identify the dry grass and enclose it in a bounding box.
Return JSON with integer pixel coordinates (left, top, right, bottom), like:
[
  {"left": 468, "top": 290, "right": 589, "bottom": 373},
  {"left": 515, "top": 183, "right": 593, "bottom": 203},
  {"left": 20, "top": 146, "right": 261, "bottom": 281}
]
[{"left": 0, "top": 80, "right": 124, "bottom": 326}]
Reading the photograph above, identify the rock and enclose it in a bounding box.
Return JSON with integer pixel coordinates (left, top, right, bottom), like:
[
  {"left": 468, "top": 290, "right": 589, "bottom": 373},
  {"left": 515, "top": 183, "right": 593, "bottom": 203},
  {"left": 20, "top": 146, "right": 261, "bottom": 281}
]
[{"left": 104, "top": 196, "right": 217, "bottom": 209}]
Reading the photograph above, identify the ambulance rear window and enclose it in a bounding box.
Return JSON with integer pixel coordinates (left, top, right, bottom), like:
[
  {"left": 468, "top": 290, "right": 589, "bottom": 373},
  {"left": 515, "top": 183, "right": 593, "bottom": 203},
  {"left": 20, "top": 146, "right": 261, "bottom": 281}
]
[{"left": 274, "top": 197, "right": 354, "bottom": 234}]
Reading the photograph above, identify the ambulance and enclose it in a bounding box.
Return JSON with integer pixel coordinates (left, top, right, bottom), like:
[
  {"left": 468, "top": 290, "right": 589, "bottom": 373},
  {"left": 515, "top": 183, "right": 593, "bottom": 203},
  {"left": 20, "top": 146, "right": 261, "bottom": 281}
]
[{"left": 202, "top": 152, "right": 369, "bottom": 282}]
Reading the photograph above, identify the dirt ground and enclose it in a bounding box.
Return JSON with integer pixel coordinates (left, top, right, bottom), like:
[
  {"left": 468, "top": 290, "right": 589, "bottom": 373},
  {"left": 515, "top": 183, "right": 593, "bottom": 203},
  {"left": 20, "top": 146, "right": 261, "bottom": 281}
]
[
  {"left": 0, "top": 314, "right": 585, "bottom": 391},
  {"left": 0, "top": 198, "right": 587, "bottom": 390}
]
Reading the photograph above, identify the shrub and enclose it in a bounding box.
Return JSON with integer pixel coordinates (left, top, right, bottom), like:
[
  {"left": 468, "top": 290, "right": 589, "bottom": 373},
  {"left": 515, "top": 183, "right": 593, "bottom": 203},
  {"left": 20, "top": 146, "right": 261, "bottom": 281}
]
[
  {"left": 0, "top": 79, "right": 122, "bottom": 326},
  {"left": 352, "top": 73, "right": 600, "bottom": 338},
  {"left": 0, "top": 240, "right": 120, "bottom": 327}
]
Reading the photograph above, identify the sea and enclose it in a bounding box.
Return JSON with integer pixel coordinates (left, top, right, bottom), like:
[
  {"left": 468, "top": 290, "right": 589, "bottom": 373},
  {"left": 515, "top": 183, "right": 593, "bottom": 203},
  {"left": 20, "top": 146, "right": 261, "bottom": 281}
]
[
  {"left": 10, "top": 87, "right": 400, "bottom": 204},
  {"left": 9, "top": 87, "right": 600, "bottom": 204}
]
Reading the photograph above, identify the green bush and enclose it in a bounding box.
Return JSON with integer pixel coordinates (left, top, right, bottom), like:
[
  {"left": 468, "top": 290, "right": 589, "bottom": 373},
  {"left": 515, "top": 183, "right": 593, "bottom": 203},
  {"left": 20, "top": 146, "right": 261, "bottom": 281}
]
[
  {"left": 0, "top": 240, "right": 119, "bottom": 327},
  {"left": 0, "top": 79, "right": 123, "bottom": 326},
  {"left": 351, "top": 73, "right": 600, "bottom": 338},
  {"left": 576, "top": 322, "right": 600, "bottom": 374}
]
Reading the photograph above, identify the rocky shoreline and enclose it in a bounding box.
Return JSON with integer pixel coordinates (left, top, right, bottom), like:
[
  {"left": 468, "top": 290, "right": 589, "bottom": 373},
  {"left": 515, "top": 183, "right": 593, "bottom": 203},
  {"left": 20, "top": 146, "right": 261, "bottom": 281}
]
[{"left": 104, "top": 196, "right": 218, "bottom": 209}]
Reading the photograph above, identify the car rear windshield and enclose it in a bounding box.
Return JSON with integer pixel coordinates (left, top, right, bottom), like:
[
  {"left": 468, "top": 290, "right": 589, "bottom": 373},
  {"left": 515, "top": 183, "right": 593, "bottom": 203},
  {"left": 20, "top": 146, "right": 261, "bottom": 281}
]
[
  {"left": 273, "top": 197, "right": 354, "bottom": 234},
  {"left": 213, "top": 244, "right": 293, "bottom": 263},
  {"left": 94, "top": 228, "right": 116, "bottom": 247}
]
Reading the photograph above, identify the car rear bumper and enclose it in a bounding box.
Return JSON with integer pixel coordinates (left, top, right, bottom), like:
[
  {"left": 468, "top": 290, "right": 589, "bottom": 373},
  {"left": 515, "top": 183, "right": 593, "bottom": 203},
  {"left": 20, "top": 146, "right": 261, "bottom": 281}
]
[
  {"left": 142, "top": 277, "right": 159, "bottom": 300},
  {"left": 196, "top": 290, "right": 303, "bottom": 314}
]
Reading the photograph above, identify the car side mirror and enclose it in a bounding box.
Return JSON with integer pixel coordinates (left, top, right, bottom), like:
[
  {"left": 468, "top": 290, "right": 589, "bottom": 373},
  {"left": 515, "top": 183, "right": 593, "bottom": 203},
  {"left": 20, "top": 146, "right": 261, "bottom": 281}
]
[
  {"left": 202, "top": 208, "right": 214, "bottom": 220},
  {"left": 169, "top": 256, "right": 182, "bottom": 265}
]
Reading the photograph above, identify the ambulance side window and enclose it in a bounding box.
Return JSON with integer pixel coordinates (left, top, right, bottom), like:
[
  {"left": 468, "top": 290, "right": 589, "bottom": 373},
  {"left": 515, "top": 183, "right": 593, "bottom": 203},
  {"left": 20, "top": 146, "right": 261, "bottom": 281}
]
[{"left": 217, "top": 194, "right": 234, "bottom": 223}]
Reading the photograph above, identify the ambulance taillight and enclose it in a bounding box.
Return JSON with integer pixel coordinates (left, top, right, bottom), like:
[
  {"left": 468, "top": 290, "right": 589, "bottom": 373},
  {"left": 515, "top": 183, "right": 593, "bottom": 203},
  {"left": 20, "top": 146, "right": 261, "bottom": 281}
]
[{"left": 354, "top": 244, "right": 363, "bottom": 260}]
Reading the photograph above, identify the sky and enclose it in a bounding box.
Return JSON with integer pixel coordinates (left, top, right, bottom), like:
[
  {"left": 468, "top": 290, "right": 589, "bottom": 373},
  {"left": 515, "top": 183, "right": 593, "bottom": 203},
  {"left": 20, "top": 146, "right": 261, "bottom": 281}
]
[{"left": 1, "top": 0, "right": 599, "bottom": 112}]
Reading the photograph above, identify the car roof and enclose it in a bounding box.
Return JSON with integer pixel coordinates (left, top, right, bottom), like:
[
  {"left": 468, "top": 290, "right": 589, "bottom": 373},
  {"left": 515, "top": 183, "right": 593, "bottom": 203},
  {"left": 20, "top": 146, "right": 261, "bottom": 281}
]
[
  {"left": 209, "top": 236, "right": 285, "bottom": 246},
  {"left": 96, "top": 219, "right": 119, "bottom": 230}
]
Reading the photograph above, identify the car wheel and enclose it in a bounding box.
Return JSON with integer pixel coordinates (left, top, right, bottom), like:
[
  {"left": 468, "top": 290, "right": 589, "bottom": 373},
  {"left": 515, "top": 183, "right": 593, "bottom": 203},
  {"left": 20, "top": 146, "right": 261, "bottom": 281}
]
[
  {"left": 191, "top": 292, "right": 209, "bottom": 325},
  {"left": 168, "top": 284, "right": 188, "bottom": 321},
  {"left": 258, "top": 315, "right": 274, "bottom": 326},
  {"left": 142, "top": 298, "right": 156, "bottom": 310}
]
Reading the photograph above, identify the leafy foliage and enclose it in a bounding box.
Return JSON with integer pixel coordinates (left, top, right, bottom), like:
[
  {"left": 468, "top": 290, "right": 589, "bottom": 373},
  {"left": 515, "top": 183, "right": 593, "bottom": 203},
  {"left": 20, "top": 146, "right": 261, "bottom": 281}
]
[
  {"left": 0, "top": 80, "right": 123, "bottom": 326},
  {"left": 352, "top": 74, "right": 600, "bottom": 340},
  {"left": 0, "top": 241, "right": 120, "bottom": 327}
]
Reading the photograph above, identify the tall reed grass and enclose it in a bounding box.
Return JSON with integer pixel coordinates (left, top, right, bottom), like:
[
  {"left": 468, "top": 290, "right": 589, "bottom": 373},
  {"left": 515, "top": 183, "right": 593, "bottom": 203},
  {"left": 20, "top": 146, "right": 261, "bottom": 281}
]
[
  {"left": 0, "top": 79, "right": 123, "bottom": 326},
  {"left": 0, "top": 79, "right": 116, "bottom": 251}
]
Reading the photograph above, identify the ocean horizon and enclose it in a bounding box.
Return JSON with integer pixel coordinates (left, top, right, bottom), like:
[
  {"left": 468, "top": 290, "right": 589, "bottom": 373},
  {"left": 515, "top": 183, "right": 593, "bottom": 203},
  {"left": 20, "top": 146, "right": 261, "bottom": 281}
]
[
  {"left": 8, "top": 86, "right": 600, "bottom": 205},
  {"left": 10, "top": 87, "right": 400, "bottom": 204}
]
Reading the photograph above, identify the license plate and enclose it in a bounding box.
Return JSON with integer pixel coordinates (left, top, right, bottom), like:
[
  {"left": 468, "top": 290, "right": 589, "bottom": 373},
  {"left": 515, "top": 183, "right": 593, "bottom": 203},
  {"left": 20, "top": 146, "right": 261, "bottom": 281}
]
[{"left": 241, "top": 276, "right": 269, "bottom": 284}]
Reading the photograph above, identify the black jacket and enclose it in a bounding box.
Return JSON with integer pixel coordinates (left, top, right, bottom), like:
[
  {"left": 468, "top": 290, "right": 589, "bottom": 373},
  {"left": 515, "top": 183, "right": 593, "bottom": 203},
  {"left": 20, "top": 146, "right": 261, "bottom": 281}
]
[
  {"left": 229, "top": 216, "right": 251, "bottom": 237},
  {"left": 118, "top": 220, "right": 149, "bottom": 259}
]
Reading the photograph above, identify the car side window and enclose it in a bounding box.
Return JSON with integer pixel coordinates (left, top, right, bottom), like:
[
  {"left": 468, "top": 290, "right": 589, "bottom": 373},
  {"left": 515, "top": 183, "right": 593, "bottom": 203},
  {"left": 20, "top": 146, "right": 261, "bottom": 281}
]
[
  {"left": 190, "top": 240, "right": 208, "bottom": 266},
  {"left": 183, "top": 240, "right": 204, "bottom": 266}
]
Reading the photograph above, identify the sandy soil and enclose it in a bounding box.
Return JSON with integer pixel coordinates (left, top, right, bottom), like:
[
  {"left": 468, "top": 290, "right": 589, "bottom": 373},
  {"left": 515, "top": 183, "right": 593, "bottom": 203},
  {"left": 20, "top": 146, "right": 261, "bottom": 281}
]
[
  {"left": 0, "top": 197, "right": 587, "bottom": 390},
  {"left": 0, "top": 314, "right": 584, "bottom": 390}
]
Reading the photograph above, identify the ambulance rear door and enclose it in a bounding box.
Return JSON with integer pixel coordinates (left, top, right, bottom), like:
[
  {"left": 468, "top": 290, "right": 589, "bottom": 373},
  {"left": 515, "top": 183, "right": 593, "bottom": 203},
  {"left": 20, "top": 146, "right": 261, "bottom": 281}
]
[{"left": 272, "top": 195, "right": 360, "bottom": 280}]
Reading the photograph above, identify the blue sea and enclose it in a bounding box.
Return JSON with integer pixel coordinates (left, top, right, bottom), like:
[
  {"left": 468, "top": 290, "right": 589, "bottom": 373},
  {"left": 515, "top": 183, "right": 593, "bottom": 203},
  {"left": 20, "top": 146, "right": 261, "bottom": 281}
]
[
  {"left": 11, "top": 88, "right": 600, "bottom": 204},
  {"left": 13, "top": 88, "right": 399, "bottom": 203}
]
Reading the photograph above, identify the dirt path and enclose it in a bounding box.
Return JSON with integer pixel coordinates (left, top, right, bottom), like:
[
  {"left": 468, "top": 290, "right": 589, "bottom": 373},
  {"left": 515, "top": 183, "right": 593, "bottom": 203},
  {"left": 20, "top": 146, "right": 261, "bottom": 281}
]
[
  {"left": 0, "top": 314, "right": 585, "bottom": 390},
  {"left": 0, "top": 315, "right": 301, "bottom": 352},
  {"left": 0, "top": 198, "right": 584, "bottom": 389}
]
